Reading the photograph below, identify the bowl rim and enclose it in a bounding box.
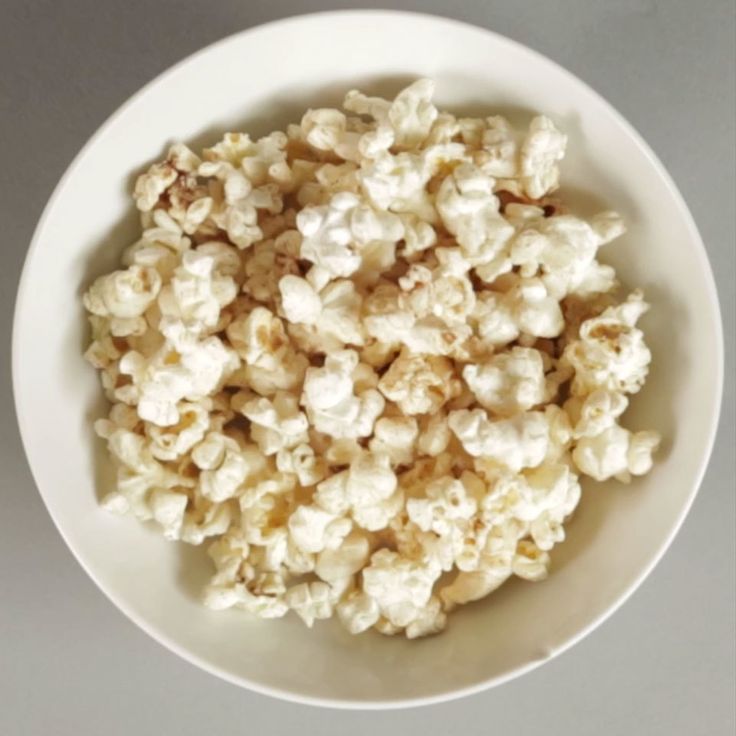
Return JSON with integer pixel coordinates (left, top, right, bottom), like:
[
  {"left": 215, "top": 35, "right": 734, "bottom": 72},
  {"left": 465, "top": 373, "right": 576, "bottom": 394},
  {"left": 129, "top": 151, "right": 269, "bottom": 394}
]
[{"left": 11, "top": 8, "right": 725, "bottom": 710}]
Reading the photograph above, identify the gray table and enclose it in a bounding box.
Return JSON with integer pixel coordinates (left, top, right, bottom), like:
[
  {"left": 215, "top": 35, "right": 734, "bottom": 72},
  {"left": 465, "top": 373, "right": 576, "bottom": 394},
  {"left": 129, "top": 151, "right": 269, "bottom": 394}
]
[{"left": 1, "top": 1, "right": 734, "bottom": 734}]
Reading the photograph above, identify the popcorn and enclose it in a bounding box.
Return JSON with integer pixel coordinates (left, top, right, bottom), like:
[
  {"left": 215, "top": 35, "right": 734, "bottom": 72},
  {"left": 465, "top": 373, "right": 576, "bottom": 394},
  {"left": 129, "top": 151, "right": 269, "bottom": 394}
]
[
  {"left": 511, "top": 539, "right": 551, "bottom": 581},
  {"left": 463, "top": 347, "right": 545, "bottom": 415},
  {"left": 378, "top": 351, "right": 460, "bottom": 415},
  {"left": 285, "top": 582, "right": 335, "bottom": 627},
  {"left": 386, "top": 78, "right": 438, "bottom": 149},
  {"left": 566, "top": 389, "right": 629, "bottom": 439},
  {"left": 360, "top": 143, "right": 467, "bottom": 220},
  {"left": 288, "top": 504, "right": 352, "bottom": 554},
  {"left": 301, "top": 350, "right": 385, "bottom": 439},
  {"left": 368, "top": 416, "right": 419, "bottom": 466},
  {"left": 337, "top": 590, "right": 381, "bottom": 634},
  {"left": 315, "top": 532, "right": 371, "bottom": 582},
  {"left": 150, "top": 489, "right": 188, "bottom": 540},
  {"left": 280, "top": 276, "right": 364, "bottom": 350},
  {"left": 440, "top": 567, "right": 512, "bottom": 609},
  {"left": 146, "top": 400, "right": 210, "bottom": 460},
  {"left": 563, "top": 291, "right": 652, "bottom": 396},
  {"left": 519, "top": 116, "right": 567, "bottom": 199},
  {"left": 133, "top": 161, "right": 178, "bottom": 211},
  {"left": 398, "top": 249, "right": 477, "bottom": 326},
  {"left": 198, "top": 438, "right": 251, "bottom": 503},
  {"left": 297, "top": 193, "right": 403, "bottom": 279},
  {"left": 479, "top": 116, "right": 519, "bottom": 178},
  {"left": 119, "top": 330, "right": 239, "bottom": 426},
  {"left": 158, "top": 250, "right": 237, "bottom": 332},
  {"left": 275, "top": 443, "right": 326, "bottom": 487},
  {"left": 572, "top": 425, "right": 661, "bottom": 482},
  {"left": 436, "top": 163, "right": 515, "bottom": 266},
  {"left": 84, "top": 265, "right": 162, "bottom": 321},
  {"left": 314, "top": 452, "right": 404, "bottom": 532},
  {"left": 449, "top": 409, "right": 550, "bottom": 472},
  {"left": 85, "top": 79, "right": 659, "bottom": 639},
  {"left": 301, "top": 108, "right": 348, "bottom": 152},
  {"left": 510, "top": 213, "right": 623, "bottom": 299},
  {"left": 238, "top": 391, "right": 309, "bottom": 455},
  {"left": 226, "top": 307, "right": 307, "bottom": 396},
  {"left": 405, "top": 596, "right": 447, "bottom": 639},
  {"left": 471, "top": 276, "right": 564, "bottom": 348},
  {"left": 417, "top": 412, "right": 452, "bottom": 457},
  {"left": 361, "top": 549, "right": 441, "bottom": 628}
]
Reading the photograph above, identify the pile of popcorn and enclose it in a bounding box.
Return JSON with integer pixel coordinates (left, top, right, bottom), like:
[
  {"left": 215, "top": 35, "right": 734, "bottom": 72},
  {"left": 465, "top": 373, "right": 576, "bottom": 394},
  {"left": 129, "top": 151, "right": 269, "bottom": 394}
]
[{"left": 84, "top": 80, "right": 660, "bottom": 638}]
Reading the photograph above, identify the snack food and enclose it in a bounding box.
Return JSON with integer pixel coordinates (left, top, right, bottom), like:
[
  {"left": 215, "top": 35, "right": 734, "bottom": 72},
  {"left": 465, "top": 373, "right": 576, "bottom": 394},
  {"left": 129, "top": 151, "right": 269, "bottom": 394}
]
[{"left": 83, "top": 79, "right": 660, "bottom": 638}]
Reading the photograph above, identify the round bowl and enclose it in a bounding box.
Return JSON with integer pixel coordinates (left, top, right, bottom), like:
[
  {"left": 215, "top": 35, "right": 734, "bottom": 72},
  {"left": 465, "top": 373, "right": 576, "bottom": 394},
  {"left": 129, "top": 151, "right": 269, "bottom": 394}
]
[{"left": 12, "top": 10, "right": 723, "bottom": 709}]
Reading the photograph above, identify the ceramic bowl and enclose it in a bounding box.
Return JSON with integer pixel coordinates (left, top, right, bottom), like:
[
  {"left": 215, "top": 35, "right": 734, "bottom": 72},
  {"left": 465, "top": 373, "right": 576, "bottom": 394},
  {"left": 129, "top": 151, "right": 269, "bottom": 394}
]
[{"left": 13, "top": 10, "right": 723, "bottom": 709}]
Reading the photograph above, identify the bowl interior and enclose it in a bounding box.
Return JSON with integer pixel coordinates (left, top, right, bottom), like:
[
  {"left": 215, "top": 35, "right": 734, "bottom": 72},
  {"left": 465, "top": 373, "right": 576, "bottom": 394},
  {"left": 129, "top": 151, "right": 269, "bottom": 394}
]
[{"left": 13, "top": 12, "right": 722, "bottom": 707}]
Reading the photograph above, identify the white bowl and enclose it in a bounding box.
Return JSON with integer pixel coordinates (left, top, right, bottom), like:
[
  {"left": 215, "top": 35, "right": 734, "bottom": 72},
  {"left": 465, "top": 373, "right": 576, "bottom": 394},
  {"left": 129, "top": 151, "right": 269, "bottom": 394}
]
[{"left": 13, "top": 10, "right": 723, "bottom": 709}]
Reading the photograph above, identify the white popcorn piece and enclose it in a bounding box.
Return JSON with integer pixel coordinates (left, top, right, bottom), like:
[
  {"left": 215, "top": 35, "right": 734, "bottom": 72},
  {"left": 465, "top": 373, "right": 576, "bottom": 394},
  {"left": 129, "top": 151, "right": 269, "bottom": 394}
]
[
  {"left": 479, "top": 116, "right": 520, "bottom": 178},
  {"left": 280, "top": 276, "right": 365, "bottom": 350},
  {"left": 288, "top": 504, "right": 352, "bottom": 554},
  {"left": 510, "top": 213, "right": 622, "bottom": 299},
  {"left": 150, "top": 489, "right": 188, "bottom": 540},
  {"left": 361, "top": 549, "right": 441, "bottom": 628},
  {"left": 84, "top": 265, "right": 162, "bottom": 321},
  {"left": 285, "top": 581, "right": 334, "bottom": 627},
  {"left": 360, "top": 143, "right": 466, "bottom": 219},
  {"left": 104, "top": 429, "right": 191, "bottom": 521},
  {"left": 398, "top": 213, "right": 436, "bottom": 257},
  {"left": 519, "top": 116, "right": 567, "bottom": 199},
  {"left": 197, "top": 160, "right": 280, "bottom": 250},
  {"left": 398, "top": 249, "right": 477, "bottom": 326},
  {"left": 133, "top": 161, "right": 178, "bottom": 211},
  {"left": 440, "top": 567, "right": 512, "bottom": 609},
  {"left": 314, "top": 453, "right": 403, "bottom": 532},
  {"left": 417, "top": 412, "right": 452, "bottom": 457},
  {"left": 301, "top": 350, "right": 385, "bottom": 439},
  {"left": 337, "top": 590, "right": 381, "bottom": 635},
  {"left": 472, "top": 276, "right": 564, "bottom": 349},
  {"left": 146, "top": 400, "right": 210, "bottom": 460},
  {"left": 510, "top": 277, "right": 565, "bottom": 338},
  {"left": 530, "top": 511, "right": 566, "bottom": 552},
  {"left": 100, "top": 491, "right": 130, "bottom": 515},
  {"left": 119, "top": 327, "right": 239, "bottom": 427},
  {"left": 301, "top": 108, "right": 348, "bottom": 152},
  {"left": 463, "top": 347, "right": 545, "bottom": 416},
  {"left": 297, "top": 192, "right": 403, "bottom": 279},
  {"left": 572, "top": 424, "right": 660, "bottom": 482},
  {"left": 565, "top": 389, "right": 629, "bottom": 439},
  {"left": 436, "top": 163, "right": 515, "bottom": 266},
  {"left": 368, "top": 416, "right": 419, "bottom": 466},
  {"left": 564, "top": 291, "right": 652, "bottom": 397},
  {"left": 386, "top": 78, "right": 438, "bottom": 149},
  {"left": 275, "top": 443, "right": 326, "bottom": 487},
  {"left": 406, "top": 477, "right": 477, "bottom": 537},
  {"left": 405, "top": 596, "right": 447, "bottom": 639},
  {"left": 363, "top": 282, "right": 474, "bottom": 357},
  {"left": 378, "top": 351, "right": 460, "bottom": 415},
  {"left": 511, "top": 539, "right": 551, "bottom": 581},
  {"left": 449, "top": 409, "right": 549, "bottom": 472},
  {"left": 226, "top": 307, "right": 308, "bottom": 396},
  {"left": 278, "top": 274, "right": 322, "bottom": 325},
  {"left": 315, "top": 532, "right": 371, "bottom": 583},
  {"left": 239, "top": 391, "right": 309, "bottom": 455}
]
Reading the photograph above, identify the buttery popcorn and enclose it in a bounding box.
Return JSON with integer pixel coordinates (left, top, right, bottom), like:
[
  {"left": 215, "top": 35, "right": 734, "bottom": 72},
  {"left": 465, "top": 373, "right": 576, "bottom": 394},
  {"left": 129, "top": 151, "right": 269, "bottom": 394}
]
[{"left": 84, "top": 79, "right": 659, "bottom": 640}]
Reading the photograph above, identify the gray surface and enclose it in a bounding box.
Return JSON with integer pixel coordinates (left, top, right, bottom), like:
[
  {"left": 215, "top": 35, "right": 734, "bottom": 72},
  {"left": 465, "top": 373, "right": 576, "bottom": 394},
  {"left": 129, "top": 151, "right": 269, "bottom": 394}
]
[{"left": 1, "top": 0, "right": 734, "bottom": 733}]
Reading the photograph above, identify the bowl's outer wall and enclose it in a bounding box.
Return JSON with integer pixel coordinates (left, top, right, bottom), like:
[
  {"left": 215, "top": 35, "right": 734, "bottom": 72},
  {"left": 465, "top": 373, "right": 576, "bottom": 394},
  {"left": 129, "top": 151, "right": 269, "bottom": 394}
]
[{"left": 12, "top": 11, "right": 723, "bottom": 708}]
